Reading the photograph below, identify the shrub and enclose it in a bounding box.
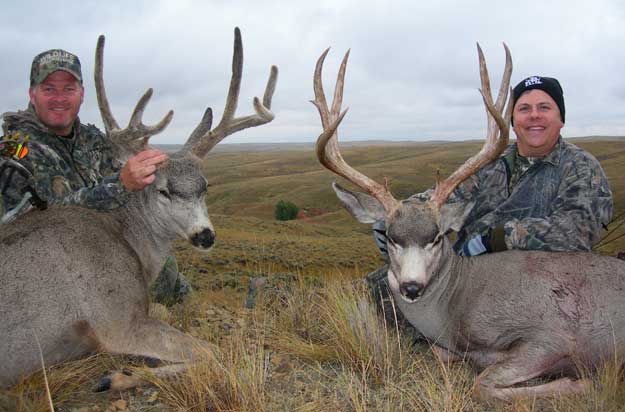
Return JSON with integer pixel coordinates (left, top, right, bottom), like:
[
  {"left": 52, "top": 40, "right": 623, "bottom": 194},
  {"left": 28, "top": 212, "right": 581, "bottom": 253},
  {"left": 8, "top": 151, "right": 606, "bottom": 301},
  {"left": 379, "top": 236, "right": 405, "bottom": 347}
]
[{"left": 274, "top": 200, "right": 299, "bottom": 221}]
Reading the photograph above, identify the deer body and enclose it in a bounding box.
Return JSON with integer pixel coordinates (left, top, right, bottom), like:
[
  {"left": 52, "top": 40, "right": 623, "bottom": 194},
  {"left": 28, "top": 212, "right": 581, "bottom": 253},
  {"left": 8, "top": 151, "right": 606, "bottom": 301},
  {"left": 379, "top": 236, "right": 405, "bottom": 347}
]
[
  {"left": 0, "top": 28, "right": 277, "bottom": 389},
  {"left": 1, "top": 156, "right": 212, "bottom": 388},
  {"left": 392, "top": 238, "right": 625, "bottom": 372}
]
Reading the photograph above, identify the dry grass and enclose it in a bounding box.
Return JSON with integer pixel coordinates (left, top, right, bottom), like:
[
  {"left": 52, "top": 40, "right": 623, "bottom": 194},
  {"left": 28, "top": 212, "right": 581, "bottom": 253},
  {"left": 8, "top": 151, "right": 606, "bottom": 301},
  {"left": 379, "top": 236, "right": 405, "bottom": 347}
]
[
  {"left": 147, "top": 334, "right": 268, "bottom": 412},
  {"left": 4, "top": 265, "right": 625, "bottom": 411}
]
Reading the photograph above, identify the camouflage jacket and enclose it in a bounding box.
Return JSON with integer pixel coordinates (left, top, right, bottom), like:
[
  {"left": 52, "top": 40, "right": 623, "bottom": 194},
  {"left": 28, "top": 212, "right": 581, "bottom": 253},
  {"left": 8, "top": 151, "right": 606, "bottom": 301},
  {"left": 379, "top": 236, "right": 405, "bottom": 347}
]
[
  {"left": 453, "top": 137, "right": 613, "bottom": 252},
  {"left": 0, "top": 106, "right": 128, "bottom": 220}
]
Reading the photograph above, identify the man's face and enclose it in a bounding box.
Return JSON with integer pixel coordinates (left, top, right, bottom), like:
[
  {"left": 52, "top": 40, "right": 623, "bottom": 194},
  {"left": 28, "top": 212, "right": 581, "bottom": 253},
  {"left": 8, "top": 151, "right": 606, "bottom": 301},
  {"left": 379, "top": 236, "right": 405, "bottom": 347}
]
[
  {"left": 512, "top": 89, "right": 563, "bottom": 157},
  {"left": 29, "top": 71, "right": 84, "bottom": 136}
]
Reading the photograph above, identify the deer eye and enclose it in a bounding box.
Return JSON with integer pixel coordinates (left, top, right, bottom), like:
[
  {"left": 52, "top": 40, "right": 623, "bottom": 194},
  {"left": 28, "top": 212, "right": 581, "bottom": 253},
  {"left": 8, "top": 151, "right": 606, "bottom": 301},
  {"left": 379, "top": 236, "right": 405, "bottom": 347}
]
[
  {"left": 430, "top": 234, "right": 443, "bottom": 247},
  {"left": 158, "top": 189, "right": 171, "bottom": 199},
  {"left": 388, "top": 237, "right": 402, "bottom": 251}
]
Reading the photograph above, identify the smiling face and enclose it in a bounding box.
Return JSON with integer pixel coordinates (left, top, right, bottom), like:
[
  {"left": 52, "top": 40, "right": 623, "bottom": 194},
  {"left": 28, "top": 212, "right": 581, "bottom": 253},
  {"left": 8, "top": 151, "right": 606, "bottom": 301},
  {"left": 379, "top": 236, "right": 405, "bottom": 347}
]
[
  {"left": 29, "top": 71, "right": 84, "bottom": 136},
  {"left": 512, "top": 89, "right": 564, "bottom": 157}
]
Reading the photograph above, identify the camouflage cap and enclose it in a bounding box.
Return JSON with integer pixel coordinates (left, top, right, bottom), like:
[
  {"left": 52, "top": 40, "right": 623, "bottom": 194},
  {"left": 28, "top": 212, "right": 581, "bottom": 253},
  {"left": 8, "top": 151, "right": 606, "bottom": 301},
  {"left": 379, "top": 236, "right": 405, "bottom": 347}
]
[{"left": 30, "top": 49, "right": 82, "bottom": 86}]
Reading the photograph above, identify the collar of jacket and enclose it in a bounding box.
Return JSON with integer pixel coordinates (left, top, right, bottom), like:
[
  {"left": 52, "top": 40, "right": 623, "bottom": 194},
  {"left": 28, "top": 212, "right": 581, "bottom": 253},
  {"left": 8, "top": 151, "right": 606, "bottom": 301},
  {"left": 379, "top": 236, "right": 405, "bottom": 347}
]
[{"left": 499, "top": 136, "right": 563, "bottom": 166}]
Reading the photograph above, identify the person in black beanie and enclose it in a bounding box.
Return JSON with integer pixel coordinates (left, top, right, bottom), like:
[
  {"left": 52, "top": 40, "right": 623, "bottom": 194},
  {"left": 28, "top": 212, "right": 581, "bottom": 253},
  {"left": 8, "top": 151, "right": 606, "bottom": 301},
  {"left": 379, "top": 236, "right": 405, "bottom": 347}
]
[{"left": 449, "top": 74, "right": 611, "bottom": 256}]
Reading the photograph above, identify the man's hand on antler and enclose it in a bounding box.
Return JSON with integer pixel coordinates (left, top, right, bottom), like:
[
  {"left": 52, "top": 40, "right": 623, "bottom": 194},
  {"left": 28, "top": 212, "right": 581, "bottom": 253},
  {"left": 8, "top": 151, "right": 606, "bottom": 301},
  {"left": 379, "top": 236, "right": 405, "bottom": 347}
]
[{"left": 120, "top": 149, "right": 168, "bottom": 191}]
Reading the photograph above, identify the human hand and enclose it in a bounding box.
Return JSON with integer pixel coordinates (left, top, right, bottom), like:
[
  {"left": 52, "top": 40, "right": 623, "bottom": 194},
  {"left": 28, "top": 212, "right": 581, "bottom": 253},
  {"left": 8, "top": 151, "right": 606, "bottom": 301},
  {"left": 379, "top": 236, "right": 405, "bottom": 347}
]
[
  {"left": 120, "top": 149, "right": 168, "bottom": 191},
  {"left": 459, "top": 226, "right": 507, "bottom": 257},
  {"left": 460, "top": 234, "right": 488, "bottom": 257}
]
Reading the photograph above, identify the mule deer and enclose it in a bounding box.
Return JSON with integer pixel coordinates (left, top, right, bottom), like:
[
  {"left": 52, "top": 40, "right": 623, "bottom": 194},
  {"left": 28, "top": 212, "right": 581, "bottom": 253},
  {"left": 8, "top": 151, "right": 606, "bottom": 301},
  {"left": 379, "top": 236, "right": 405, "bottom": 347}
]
[
  {"left": 0, "top": 27, "right": 278, "bottom": 390},
  {"left": 312, "top": 46, "right": 625, "bottom": 400}
]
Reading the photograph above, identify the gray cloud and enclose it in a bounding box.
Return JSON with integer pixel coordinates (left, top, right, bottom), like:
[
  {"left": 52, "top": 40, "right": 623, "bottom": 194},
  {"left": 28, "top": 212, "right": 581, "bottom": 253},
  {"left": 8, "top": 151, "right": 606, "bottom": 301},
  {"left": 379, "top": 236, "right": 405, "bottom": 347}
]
[{"left": 1, "top": 0, "right": 623, "bottom": 144}]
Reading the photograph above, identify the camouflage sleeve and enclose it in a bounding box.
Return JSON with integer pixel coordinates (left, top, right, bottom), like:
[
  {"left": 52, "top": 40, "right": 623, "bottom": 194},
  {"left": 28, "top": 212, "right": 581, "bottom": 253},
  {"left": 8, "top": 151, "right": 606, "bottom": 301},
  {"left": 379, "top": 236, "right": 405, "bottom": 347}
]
[
  {"left": 505, "top": 158, "right": 613, "bottom": 252},
  {"left": 5, "top": 142, "right": 129, "bottom": 212}
]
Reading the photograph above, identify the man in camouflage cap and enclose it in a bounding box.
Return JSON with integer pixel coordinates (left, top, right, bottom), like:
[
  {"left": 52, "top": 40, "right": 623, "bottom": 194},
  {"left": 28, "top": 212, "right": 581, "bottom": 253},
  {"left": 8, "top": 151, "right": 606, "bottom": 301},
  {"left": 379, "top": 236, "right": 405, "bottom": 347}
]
[
  {"left": 367, "top": 75, "right": 613, "bottom": 339},
  {"left": 0, "top": 47, "right": 190, "bottom": 305}
]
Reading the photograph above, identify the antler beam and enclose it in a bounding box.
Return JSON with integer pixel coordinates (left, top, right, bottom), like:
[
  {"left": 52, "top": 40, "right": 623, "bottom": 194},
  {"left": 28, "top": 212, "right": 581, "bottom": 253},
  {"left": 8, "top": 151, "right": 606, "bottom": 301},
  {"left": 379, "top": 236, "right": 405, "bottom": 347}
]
[
  {"left": 94, "top": 35, "right": 173, "bottom": 155},
  {"left": 430, "top": 43, "right": 512, "bottom": 208},
  {"left": 184, "top": 27, "right": 278, "bottom": 158},
  {"left": 312, "top": 49, "right": 400, "bottom": 214}
]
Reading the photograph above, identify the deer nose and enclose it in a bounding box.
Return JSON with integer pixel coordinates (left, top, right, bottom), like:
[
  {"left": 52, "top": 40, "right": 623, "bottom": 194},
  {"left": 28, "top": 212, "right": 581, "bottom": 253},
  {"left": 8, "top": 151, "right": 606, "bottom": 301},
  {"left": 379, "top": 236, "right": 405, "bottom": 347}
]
[
  {"left": 400, "top": 282, "right": 424, "bottom": 301},
  {"left": 191, "top": 228, "right": 215, "bottom": 249}
]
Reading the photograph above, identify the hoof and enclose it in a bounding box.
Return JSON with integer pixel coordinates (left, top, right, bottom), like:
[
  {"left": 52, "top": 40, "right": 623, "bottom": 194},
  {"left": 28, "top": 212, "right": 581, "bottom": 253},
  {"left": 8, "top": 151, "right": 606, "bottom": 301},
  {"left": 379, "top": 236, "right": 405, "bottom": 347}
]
[{"left": 94, "top": 376, "right": 112, "bottom": 392}]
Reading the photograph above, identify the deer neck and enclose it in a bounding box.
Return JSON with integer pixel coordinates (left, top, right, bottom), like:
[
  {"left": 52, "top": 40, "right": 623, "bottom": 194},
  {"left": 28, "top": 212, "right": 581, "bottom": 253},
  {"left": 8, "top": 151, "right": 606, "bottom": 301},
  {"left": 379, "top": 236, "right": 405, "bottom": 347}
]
[{"left": 117, "top": 192, "right": 177, "bottom": 283}]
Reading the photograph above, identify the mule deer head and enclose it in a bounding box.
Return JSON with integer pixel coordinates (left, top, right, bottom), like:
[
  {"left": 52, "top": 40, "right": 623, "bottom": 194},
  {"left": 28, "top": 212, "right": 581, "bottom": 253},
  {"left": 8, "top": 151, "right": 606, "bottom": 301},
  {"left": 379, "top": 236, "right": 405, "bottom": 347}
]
[
  {"left": 95, "top": 27, "right": 278, "bottom": 253},
  {"left": 312, "top": 45, "right": 512, "bottom": 302}
]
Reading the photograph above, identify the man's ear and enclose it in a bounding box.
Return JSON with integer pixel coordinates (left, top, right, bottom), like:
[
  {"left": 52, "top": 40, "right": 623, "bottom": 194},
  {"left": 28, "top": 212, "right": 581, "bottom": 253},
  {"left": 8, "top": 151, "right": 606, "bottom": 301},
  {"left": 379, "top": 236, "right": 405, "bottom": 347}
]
[
  {"left": 332, "top": 181, "right": 386, "bottom": 224},
  {"left": 28, "top": 87, "right": 36, "bottom": 105},
  {"left": 438, "top": 199, "right": 475, "bottom": 234}
]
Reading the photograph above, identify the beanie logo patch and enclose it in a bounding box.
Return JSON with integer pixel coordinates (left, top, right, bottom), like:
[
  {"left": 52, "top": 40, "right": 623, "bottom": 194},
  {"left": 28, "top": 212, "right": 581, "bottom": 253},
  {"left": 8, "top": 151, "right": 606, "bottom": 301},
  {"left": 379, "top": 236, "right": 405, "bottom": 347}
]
[{"left": 524, "top": 76, "right": 543, "bottom": 87}]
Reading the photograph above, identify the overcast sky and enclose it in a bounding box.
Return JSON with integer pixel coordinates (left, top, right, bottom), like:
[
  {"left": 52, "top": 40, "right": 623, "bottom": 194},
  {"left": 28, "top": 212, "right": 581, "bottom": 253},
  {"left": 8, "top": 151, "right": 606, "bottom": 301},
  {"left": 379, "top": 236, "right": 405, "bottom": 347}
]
[{"left": 2, "top": 0, "right": 624, "bottom": 145}]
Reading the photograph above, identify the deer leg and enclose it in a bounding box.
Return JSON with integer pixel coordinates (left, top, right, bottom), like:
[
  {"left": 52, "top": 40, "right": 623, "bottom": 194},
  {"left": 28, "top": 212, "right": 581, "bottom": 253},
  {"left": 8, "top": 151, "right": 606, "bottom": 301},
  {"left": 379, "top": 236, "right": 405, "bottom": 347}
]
[
  {"left": 431, "top": 345, "right": 464, "bottom": 363},
  {"left": 473, "top": 349, "right": 590, "bottom": 401},
  {"left": 95, "top": 364, "right": 191, "bottom": 391},
  {"left": 86, "top": 318, "right": 214, "bottom": 391}
]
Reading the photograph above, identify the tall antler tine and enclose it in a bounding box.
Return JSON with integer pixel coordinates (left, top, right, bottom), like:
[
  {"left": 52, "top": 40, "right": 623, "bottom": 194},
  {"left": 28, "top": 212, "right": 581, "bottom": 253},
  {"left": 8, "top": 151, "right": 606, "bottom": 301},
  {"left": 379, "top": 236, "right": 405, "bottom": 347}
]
[
  {"left": 263, "top": 65, "right": 278, "bottom": 108},
  {"left": 219, "top": 27, "right": 244, "bottom": 126},
  {"left": 495, "top": 43, "right": 513, "bottom": 110},
  {"left": 330, "top": 50, "right": 350, "bottom": 118},
  {"left": 94, "top": 34, "right": 119, "bottom": 134},
  {"left": 312, "top": 48, "right": 331, "bottom": 127},
  {"left": 477, "top": 43, "right": 493, "bottom": 105},
  {"left": 504, "top": 86, "right": 514, "bottom": 124}
]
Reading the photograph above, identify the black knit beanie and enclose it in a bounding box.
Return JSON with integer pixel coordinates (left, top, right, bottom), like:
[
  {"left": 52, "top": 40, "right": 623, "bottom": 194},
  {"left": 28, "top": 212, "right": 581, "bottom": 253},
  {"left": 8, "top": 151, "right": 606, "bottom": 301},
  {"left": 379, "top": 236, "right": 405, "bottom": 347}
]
[{"left": 511, "top": 76, "right": 565, "bottom": 125}]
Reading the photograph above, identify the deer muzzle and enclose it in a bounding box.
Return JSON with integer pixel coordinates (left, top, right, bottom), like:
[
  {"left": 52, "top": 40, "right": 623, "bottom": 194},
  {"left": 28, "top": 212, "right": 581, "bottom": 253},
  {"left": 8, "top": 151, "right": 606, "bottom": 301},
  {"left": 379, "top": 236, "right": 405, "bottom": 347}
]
[
  {"left": 190, "top": 228, "right": 215, "bottom": 249},
  {"left": 400, "top": 281, "right": 424, "bottom": 302}
]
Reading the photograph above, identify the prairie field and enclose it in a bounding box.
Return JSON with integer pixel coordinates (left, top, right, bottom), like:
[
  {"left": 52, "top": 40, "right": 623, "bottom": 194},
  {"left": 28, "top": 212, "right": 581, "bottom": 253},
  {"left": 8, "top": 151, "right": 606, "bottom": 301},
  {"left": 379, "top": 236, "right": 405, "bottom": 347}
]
[{"left": 3, "top": 137, "right": 625, "bottom": 412}]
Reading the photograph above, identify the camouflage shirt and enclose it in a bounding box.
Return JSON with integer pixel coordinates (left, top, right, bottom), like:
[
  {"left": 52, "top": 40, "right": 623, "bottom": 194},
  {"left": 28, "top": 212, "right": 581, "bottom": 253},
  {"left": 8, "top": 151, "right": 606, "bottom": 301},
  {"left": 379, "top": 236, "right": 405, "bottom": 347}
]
[
  {"left": 453, "top": 137, "right": 613, "bottom": 252},
  {"left": 0, "top": 106, "right": 129, "bottom": 220}
]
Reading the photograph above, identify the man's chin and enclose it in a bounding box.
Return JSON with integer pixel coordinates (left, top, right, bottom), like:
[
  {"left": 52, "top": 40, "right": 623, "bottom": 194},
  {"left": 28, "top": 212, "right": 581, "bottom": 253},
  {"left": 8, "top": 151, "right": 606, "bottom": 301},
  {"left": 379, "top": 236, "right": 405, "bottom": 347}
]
[{"left": 43, "top": 119, "right": 74, "bottom": 135}]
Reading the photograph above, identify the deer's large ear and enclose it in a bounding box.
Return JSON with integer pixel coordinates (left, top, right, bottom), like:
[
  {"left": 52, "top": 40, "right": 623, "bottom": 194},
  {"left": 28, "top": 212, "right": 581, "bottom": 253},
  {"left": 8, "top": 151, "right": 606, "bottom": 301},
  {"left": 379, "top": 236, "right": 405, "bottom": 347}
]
[
  {"left": 438, "top": 199, "right": 475, "bottom": 234},
  {"left": 332, "top": 182, "right": 386, "bottom": 223},
  {"left": 437, "top": 176, "right": 478, "bottom": 233}
]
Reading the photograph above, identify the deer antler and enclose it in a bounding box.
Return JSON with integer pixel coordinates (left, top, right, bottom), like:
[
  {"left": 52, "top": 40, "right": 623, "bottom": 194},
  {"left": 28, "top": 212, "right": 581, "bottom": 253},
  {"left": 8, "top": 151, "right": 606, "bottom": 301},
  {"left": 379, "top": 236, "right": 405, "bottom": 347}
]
[
  {"left": 430, "top": 44, "right": 513, "bottom": 208},
  {"left": 312, "top": 49, "right": 400, "bottom": 214},
  {"left": 94, "top": 35, "right": 173, "bottom": 157},
  {"left": 183, "top": 27, "right": 278, "bottom": 158}
]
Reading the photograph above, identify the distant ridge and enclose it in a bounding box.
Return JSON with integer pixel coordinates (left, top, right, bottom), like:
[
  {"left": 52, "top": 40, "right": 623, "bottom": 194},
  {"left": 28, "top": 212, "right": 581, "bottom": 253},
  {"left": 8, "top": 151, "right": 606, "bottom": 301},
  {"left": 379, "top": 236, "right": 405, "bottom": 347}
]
[{"left": 153, "top": 136, "right": 625, "bottom": 154}]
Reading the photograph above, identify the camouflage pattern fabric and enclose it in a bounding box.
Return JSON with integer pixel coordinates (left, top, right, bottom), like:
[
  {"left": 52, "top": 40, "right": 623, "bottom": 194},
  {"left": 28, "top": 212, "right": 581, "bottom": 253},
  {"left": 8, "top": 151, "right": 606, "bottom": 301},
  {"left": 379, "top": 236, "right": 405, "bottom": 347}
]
[
  {"left": 453, "top": 137, "right": 613, "bottom": 253},
  {"left": 0, "top": 106, "right": 128, "bottom": 217}
]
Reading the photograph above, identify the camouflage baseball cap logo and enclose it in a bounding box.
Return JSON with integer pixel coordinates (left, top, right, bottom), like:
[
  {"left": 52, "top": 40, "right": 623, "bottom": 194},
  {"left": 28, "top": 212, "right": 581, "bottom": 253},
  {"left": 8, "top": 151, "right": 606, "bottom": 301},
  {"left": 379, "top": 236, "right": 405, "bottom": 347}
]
[{"left": 30, "top": 49, "right": 82, "bottom": 86}]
